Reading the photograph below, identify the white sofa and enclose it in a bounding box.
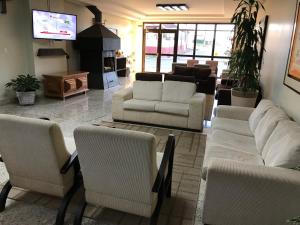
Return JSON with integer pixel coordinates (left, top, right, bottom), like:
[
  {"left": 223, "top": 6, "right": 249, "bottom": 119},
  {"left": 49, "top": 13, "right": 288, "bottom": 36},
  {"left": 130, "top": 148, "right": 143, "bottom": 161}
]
[
  {"left": 202, "top": 100, "right": 300, "bottom": 225},
  {"left": 112, "top": 80, "right": 206, "bottom": 131}
]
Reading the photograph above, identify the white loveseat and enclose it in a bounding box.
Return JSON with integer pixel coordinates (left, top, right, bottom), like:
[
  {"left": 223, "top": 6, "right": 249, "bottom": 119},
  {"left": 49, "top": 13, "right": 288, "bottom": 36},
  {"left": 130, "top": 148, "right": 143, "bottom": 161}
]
[
  {"left": 112, "top": 80, "right": 206, "bottom": 131},
  {"left": 202, "top": 100, "right": 300, "bottom": 225}
]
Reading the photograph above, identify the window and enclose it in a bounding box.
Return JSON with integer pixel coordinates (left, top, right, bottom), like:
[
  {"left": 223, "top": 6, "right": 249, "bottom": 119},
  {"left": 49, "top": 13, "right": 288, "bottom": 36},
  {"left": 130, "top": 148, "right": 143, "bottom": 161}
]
[{"left": 143, "top": 22, "right": 234, "bottom": 76}]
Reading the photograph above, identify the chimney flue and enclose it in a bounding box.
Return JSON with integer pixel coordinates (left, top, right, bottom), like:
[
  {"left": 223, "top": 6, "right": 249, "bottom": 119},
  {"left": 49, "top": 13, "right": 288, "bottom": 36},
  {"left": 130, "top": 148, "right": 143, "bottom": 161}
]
[{"left": 86, "top": 5, "right": 102, "bottom": 24}]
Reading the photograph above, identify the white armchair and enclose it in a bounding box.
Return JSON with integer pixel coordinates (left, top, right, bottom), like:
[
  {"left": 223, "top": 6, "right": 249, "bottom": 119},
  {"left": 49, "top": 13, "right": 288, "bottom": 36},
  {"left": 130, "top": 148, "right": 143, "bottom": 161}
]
[
  {"left": 0, "top": 114, "right": 81, "bottom": 225},
  {"left": 73, "top": 126, "right": 175, "bottom": 225}
]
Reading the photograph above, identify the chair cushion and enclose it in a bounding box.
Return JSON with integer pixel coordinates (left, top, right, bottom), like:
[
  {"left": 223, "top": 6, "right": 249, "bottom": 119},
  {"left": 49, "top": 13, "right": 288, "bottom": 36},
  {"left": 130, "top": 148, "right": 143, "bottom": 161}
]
[
  {"left": 123, "top": 99, "right": 159, "bottom": 112},
  {"left": 210, "top": 129, "right": 258, "bottom": 155},
  {"left": 249, "top": 99, "right": 274, "bottom": 133},
  {"left": 263, "top": 120, "right": 300, "bottom": 168},
  {"left": 162, "top": 81, "right": 196, "bottom": 104},
  {"left": 155, "top": 102, "right": 189, "bottom": 116},
  {"left": 133, "top": 81, "right": 162, "bottom": 101},
  {"left": 202, "top": 145, "right": 264, "bottom": 180},
  {"left": 212, "top": 117, "right": 253, "bottom": 136},
  {"left": 254, "top": 107, "right": 289, "bottom": 153}
]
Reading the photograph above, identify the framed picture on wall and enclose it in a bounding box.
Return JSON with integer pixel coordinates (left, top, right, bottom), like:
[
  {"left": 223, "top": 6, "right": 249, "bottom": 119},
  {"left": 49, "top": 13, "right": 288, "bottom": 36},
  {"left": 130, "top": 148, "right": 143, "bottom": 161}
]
[{"left": 284, "top": 0, "right": 300, "bottom": 94}]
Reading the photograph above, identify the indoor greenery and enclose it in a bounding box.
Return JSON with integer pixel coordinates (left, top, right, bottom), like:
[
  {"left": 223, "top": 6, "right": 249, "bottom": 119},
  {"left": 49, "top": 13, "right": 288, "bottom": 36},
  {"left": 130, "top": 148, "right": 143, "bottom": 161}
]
[
  {"left": 229, "top": 0, "right": 265, "bottom": 92},
  {"left": 5, "top": 74, "right": 40, "bottom": 92}
]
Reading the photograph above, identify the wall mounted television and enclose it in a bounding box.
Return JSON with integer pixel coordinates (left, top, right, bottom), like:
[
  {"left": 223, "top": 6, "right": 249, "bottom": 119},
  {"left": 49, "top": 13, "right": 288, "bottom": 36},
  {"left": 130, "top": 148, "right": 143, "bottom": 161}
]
[{"left": 32, "top": 10, "right": 77, "bottom": 41}]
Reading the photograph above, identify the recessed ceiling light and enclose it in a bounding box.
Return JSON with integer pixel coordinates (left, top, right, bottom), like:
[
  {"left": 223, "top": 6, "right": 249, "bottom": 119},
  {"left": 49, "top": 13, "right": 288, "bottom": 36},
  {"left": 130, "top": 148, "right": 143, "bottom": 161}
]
[{"left": 156, "top": 4, "right": 189, "bottom": 11}]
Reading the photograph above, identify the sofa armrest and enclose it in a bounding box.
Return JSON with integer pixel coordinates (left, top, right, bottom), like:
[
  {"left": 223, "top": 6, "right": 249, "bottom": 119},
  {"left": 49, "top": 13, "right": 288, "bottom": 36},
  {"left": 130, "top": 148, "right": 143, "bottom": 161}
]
[
  {"left": 112, "top": 88, "right": 133, "bottom": 120},
  {"left": 188, "top": 93, "right": 206, "bottom": 130},
  {"left": 215, "top": 105, "right": 254, "bottom": 120},
  {"left": 203, "top": 159, "right": 300, "bottom": 225},
  {"left": 112, "top": 87, "right": 133, "bottom": 101}
]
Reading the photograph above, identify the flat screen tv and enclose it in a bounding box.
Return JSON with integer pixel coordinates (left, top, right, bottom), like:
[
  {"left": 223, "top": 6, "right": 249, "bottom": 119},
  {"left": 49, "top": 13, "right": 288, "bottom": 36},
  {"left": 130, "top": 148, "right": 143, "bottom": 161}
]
[{"left": 32, "top": 10, "right": 77, "bottom": 41}]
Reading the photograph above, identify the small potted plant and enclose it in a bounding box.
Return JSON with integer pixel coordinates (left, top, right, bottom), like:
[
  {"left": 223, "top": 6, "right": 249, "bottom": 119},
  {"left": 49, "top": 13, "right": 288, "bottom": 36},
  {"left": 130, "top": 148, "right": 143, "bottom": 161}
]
[
  {"left": 229, "top": 0, "right": 265, "bottom": 107},
  {"left": 5, "top": 74, "right": 40, "bottom": 105}
]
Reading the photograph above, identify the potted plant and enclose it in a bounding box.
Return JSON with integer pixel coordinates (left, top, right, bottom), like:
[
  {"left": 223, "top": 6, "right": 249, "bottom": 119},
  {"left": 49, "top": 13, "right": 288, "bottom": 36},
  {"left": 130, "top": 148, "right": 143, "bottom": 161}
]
[
  {"left": 229, "top": 0, "right": 265, "bottom": 107},
  {"left": 5, "top": 74, "right": 41, "bottom": 105}
]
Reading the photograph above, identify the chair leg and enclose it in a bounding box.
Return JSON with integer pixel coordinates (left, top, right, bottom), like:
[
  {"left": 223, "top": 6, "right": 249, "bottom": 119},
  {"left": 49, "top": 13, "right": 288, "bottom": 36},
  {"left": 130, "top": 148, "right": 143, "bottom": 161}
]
[
  {"left": 150, "top": 181, "right": 165, "bottom": 225},
  {"left": 55, "top": 182, "right": 81, "bottom": 225},
  {"left": 0, "top": 181, "right": 12, "bottom": 212},
  {"left": 73, "top": 201, "right": 87, "bottom": 225}
]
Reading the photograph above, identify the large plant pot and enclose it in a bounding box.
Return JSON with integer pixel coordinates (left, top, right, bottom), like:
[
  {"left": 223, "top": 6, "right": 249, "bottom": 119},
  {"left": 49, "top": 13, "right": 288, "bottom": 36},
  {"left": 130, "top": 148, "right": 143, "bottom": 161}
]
[
  {"left": 231, "top": 88, "right": 258, "bottom": 108},
  {"left": 16, "top": 91, "right": 36, "bottom": 105}
]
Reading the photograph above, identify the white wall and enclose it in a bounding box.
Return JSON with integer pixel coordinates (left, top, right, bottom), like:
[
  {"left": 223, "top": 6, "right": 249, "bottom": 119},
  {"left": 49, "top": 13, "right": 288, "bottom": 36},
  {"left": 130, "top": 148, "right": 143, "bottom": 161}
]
[
  {"left": 260, "top": 0, "right": 300, "bottom": 123},
  {"left": 0, "top": 0, "right": 33, "bottom": 104},
  {"left": 29, "top": 0, "right": 68, "bottom": 78}
]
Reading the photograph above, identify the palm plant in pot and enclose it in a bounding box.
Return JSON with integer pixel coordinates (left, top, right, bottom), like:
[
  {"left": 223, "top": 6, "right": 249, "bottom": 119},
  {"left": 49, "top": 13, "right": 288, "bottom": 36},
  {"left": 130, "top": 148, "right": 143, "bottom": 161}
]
[
  {"left": 229, "top": 0, "right": 265, "bottom": 107},
  {"left": 5, "top": 74, "right": 40, "bottom": 105}
]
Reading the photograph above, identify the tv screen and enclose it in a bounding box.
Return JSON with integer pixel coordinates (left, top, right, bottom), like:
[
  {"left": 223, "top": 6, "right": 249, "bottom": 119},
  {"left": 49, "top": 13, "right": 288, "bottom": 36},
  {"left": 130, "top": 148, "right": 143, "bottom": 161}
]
[{"left": 32, "top": 10, "right": 77, "bottom": 40}]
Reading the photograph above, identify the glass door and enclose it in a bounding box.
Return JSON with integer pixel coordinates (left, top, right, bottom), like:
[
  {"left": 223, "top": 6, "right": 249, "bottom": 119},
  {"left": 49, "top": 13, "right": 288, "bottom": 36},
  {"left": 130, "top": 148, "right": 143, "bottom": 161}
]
[
  {"left": 159, "top": 31, "right": 176, "bottom": 73},
  {"left": 144, "top": 31, "right": 159, "bottom": 72},
  {"left": 143, "top": 26, "right": 176, "bottom": 73}
]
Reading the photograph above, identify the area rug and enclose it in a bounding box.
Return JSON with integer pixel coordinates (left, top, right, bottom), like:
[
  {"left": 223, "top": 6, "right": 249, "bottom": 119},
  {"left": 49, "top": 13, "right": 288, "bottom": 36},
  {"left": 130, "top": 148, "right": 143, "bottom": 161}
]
[{"left": 0, "top": 122, "right": 207, "bottom": 225}]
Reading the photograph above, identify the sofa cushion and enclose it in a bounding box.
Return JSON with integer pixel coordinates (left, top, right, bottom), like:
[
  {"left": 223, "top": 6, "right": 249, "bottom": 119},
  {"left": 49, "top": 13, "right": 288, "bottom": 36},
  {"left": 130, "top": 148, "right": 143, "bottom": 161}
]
[
  {"left": 162, "top": 81, "right": 196, "bottom": 104},
  {"left": 254, "top": 107, "right": 289, "bottom": 153},
  {"left": 155, "top": 102, "right": 189, "bottom": 116},
  {"left": 210, "top": 129, "right": 258, "bottom": 155},
  {"left": 123, "top": 99, "right": 159, "bottom": 112},
  {"left": 212, "top": 117, "right": 253, "bottom": 137},
  {"left": 263, "top": 120, "right": 300, "bottom": 168},
  {"left": 249, "top": 99, "right": 274, "bottom": 133},
  {"left": 133, "top": 81, "right": 162, "bottom": 101},
  {"left": 202, "top": 145, "right": 264, "bottom": 180}
]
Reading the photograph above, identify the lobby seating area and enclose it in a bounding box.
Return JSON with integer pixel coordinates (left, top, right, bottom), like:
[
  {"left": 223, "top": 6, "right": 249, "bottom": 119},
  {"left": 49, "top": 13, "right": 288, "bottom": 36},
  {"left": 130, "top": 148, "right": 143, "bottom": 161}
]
[{"left": 1, "top": 0, "right": 300, "bottom": 225}]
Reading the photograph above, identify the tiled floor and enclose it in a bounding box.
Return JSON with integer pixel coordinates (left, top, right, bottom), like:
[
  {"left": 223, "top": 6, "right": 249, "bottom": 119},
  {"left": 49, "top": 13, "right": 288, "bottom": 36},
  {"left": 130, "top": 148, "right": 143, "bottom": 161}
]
[{"left": 0, "top": 75, "right": 211, "bottom": 225}]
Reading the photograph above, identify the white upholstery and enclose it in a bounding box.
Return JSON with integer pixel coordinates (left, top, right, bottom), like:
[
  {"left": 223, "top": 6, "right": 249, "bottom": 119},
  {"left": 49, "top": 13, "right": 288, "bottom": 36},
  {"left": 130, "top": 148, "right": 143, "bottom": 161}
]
[
  {"left": 209, "top": 130, "right": 258, "bottom": 155},
  {"left": 0, "top": 114, "right": 74, "bottom": 197},
  {"left": 212, "top": 117, "right": 253, "bottom": 136},
  {"left": 254, "top": 107, "right": 289, "bottom": 152},
  {"left": 203, "top": 159, "right": 300, "bottom": 225},
  {"left": 263, "top": 120, "right": 300, "bottom": 168},
  {"left": 155, "top": 102, "right": 189, "bottom": 116},
  {"left": 123, "top": 99, "right": 160, "bottom": 112},
  {"left": 133, "top": 81, "right": 162, "bottom": 101},
  {"left": 74, "top": 126, "right": 159, "bottom": 217},
  {"left": 202, "top": 145, "right": 264, "bottom": 180},
  {"left": 249, "top": 99, "right": 274, "bottom": 133},
  {"left": 112, "top": 81, "right": 205, "bottom": 130},
  {"left": 215, "top": 105, "right": 254, "bottom": 121},
  {"left": 162, "top": 81, "right": 196, "bottom": 104},
  {"left": 202, "top": 102, "right": 300, "bottom": 225}
]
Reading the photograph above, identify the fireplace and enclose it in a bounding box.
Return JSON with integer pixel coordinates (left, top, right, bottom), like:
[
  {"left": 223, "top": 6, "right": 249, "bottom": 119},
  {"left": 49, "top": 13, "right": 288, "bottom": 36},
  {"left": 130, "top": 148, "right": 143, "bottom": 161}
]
[{"left": 75, "top": 6, "right": 121, "bottom": 89}]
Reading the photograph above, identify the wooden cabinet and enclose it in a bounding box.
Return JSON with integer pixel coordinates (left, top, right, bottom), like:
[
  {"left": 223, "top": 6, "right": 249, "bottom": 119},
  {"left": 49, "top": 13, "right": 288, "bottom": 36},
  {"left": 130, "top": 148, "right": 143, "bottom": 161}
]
[
  {"left": 43, "top": 71, "right": 89, "bottom": 99},
  {"left": 116, "top": 57, "right": 127, "bottom": 77}
]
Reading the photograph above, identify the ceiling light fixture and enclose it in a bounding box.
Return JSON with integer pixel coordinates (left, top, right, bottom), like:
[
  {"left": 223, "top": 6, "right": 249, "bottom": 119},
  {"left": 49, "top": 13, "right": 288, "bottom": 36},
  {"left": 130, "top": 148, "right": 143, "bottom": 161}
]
[{"left": 156, "top": 4, "right": 189, "bottom": 11}]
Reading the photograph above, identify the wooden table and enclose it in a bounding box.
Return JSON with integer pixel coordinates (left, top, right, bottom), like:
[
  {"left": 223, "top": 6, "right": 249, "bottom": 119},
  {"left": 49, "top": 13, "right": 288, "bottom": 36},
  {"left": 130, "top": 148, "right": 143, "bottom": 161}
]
[{"left": 43, "top": 71, "right": 89, "bottom": 100}]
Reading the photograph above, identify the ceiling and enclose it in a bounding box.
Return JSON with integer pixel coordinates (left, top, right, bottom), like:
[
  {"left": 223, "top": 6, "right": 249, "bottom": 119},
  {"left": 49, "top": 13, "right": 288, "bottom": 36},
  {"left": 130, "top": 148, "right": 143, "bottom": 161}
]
[{"left": 68, "top": 0, "right": 238, "bottom": 22}]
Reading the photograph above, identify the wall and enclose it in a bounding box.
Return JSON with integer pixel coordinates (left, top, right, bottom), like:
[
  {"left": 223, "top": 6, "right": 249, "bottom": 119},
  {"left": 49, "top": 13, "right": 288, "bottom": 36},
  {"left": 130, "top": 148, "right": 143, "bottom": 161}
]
[
  {"left": 0, "top": 0, "right": 33, "bottom": 104},
  {"left": 260, "top": 0, "right": 300, "bottom": 123},
  {"left": 29, "top": 0, "right": 68, "bottom": 78}
]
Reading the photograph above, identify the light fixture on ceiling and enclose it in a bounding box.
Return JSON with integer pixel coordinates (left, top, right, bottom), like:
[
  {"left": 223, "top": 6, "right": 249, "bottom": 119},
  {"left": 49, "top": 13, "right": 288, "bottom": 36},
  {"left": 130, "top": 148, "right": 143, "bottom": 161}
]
[{"left": 156, "top": 4, "right": 189, "bottom": 11}]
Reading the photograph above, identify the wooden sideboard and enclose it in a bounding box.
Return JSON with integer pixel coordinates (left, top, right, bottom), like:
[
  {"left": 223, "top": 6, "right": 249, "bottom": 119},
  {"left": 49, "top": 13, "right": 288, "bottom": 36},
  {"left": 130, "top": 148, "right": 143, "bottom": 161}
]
[{"left": 43, "top": 71, "right": 89, "bottom": 99}]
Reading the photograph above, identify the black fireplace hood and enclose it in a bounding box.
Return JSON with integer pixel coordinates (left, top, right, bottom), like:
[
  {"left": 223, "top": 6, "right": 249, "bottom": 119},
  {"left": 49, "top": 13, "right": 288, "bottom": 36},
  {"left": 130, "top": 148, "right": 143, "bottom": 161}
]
[{"left": 75, "top": 5, "right": 120, "bottom": 51}]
